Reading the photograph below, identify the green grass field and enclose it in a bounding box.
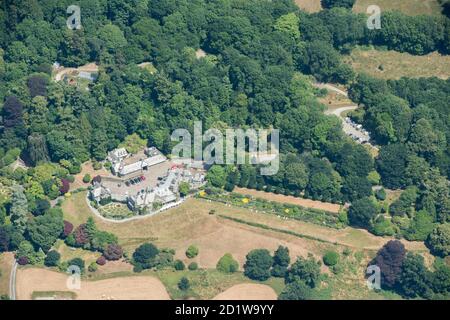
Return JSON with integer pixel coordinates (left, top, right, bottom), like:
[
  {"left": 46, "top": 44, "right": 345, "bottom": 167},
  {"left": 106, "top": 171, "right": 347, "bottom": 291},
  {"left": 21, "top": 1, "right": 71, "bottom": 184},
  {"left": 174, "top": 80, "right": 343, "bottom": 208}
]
[
  {"left": 296, "top": 0, "right": 444, "bottom": 16},
  {"left": 353, "top": 0, "right": 443, "bottom": 16},
  {"left": 316, "top": 249, "right": 402, "bottom": 300},
  {"left": 31, "top": 291, "right": 76, "bottom": 300},
  {"left": 86, "top": 267, "right": 284, "bottom": 300},
  {"left": 343, "top": 47, "right": 450, "bottom": 80},
  {"left": 54, "top": 240, "right": 100, "bottom": 266}
]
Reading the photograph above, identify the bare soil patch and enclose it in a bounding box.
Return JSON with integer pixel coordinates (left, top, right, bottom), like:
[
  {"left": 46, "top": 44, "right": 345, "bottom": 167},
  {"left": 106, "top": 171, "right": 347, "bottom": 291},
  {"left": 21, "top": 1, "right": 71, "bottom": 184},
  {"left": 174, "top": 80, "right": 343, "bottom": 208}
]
[
  {"left": 234, "top": 187, "right": 341, "bottom": 214},
  {"left": 213, "top": 283, "right": 277, "bottom": 300},
  {"left": 16, "top": 268, "right": 169, "bottom": 300}
]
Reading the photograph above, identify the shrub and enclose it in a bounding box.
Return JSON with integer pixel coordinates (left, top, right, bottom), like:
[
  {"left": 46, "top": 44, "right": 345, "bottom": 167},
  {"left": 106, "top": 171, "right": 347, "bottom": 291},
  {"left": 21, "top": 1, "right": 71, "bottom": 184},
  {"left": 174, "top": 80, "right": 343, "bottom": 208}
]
[
  {"left": 178, "top": 277, "right": 190, "bottom": 291},
  {"left": 68, "top": 164, "right": 81, "bottom": 175},
  {"left": 285, "top": 256, "right": 322, "bottom": 288},
  {"left": 17, "top": 256, "right": 29, "bottom": 265},
  {"left": 64, "top": 233, "right": 76, "bottom": 247},
  {"left": 279, "top": 279, "right": 314, "bottom": 300},
  {"left": 342, "top": 248, "right": 352, "bottom": 256},
  {"left": 133, "top": 264, "right": 143, "bottom": 273},
  {"left": 371, "top": 216, "right": 396, "bottom": 237},
  {"left": 133, "top": 243, "right": 159, "bottom": 269},
  {"left": 82, "top": 174, "right": 91, "bottom": 183},
  {"left": 99, "top": 197, "right": 112, "bottom": 206},
  {"left": 403, "top": 210, "right": 434, "bottom": 241},
  {"left": 88, "top": 262, "right": 98, "bottom": 272},
  {"left": 44, "top": 250, "right": 61, "bottom": 267},
  {"left": 96, "top": 256, "right": 107, "bottom": 266},
  {"left": 93, "top": 162, "right": 103, "bottom": 170},
  {"left": 188, "top": 262, "right": 198, "bottom": 271},
  {"left": 32, "top": 199, "right": 50, "bottom": 216},
  {"left": 217, "top": 253, "right": 239, "bottom": 273},
  {"left": 375, "top": 188, "right": 386, "bottom": 201},
  {"left": 185, "top": 245, "right": 199, "bottom": 259},
  {"left": 426, "top": 225, "right": 450, "bottom": 257},
  {"left": 367, "top": 171, "right": 381, "bottom": 185},
  {"left": 104, "top": 244, "right": 123, "bottom": 261},
  {"left": 174, "top": 260, "right": 185, "bottom": 271},
  {"left": 338, "top": 210, "right": 349, "bottom": 225},
  {"left": 323, "top": 251, "right": 339, "bottom": 267},
  {"left": 179, "top": 182, "right": 190, "bottom": 197},
  {"left": 153, "top": 249, "right": 175, "bottom": 269},
  {"left": 68, "top": 258, "right": 85, "bottom": 273}
]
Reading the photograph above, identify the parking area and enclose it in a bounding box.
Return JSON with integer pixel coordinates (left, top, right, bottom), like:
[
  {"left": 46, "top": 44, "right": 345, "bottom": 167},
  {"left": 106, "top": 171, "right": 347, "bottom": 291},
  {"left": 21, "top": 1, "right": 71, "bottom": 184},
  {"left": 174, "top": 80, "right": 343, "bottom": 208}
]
[
  {"left": 100, "top": 161, "right": 172, "bottom": 196},
  {"left": 343, "top": 117, "right": 371, "bottom": 143}
]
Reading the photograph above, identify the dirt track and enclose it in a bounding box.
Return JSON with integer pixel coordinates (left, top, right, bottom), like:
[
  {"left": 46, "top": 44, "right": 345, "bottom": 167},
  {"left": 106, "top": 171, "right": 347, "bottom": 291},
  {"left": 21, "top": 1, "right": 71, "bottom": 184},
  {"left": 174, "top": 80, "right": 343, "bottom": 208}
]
[{"left": 16, "top": 268, "right": 169, "bottom": 300}]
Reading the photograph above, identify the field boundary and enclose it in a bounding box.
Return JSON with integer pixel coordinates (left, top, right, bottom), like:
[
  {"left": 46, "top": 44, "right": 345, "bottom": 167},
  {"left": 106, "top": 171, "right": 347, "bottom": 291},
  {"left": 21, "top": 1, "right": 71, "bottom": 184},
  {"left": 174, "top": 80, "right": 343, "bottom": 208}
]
[
  {"left": 218, "top": 214, "right": 336, "bottom": 246},
  {"left": 234, "top": 187, "right": 341, "bottom": 214}
]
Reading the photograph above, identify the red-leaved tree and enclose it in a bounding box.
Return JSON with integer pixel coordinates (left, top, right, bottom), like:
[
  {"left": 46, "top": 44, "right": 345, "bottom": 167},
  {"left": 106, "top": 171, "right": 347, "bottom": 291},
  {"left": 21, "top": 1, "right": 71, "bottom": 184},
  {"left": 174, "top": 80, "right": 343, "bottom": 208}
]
[
  {"left": 59, "top": 179, "right": 70, "bottom": 194},
  {"left": 73, "top": 224, "right": 90, "bottom": 247},
  {"left": 96, "top": 256, "right": 106, "bottom": 265},
  {"left": 17, "top": 256, "right": 29, "bottom": 265},
  {"left": 104, "top": 244, "right": 123, "bottom": 261},
  {"left": 63, "top": 220, "right": 74, "bottom": 238}
]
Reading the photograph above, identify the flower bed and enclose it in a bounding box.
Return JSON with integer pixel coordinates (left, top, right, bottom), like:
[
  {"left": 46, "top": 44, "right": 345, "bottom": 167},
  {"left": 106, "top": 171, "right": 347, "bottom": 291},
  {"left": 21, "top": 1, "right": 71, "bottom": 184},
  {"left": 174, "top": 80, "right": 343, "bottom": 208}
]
[{"left": 199, "top": 190, "right": 345, "bottom": 229}]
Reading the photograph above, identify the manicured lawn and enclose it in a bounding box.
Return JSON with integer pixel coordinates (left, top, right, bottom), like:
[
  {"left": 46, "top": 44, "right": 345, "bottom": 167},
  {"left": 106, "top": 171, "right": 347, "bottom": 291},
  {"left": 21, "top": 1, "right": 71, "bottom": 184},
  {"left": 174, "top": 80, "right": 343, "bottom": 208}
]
[
  {"left": 61, "top": 191, "right": 92, "bottom": 227},
  {"left": 98, "top": 203, "right": 134, "bottom": 219}
]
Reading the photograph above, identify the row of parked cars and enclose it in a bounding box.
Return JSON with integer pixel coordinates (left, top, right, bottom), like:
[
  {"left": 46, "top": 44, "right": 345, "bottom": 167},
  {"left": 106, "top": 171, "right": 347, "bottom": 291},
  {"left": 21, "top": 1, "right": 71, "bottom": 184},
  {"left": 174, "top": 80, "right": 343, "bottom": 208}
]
[
  {"left": 344, "top": 117, "right": 371, "bottom": 143},
  {"left": 125, "top": 175, "right": 146, "bottom": 187}
]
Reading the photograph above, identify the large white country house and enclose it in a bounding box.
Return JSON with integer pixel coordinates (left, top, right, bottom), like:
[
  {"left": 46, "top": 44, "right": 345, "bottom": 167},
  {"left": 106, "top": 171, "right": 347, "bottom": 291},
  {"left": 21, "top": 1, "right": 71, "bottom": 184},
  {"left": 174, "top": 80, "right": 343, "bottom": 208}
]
[{"left": 89, "top": 146, "right": 206, "bottom": 215}]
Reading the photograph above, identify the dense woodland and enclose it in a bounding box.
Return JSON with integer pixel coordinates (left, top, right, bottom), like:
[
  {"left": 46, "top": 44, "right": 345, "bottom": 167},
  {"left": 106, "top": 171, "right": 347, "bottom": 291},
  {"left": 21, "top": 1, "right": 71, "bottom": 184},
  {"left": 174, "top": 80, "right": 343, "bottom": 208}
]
[{"left": 0, "top": 0, "right": 449, "bottom": 300}]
